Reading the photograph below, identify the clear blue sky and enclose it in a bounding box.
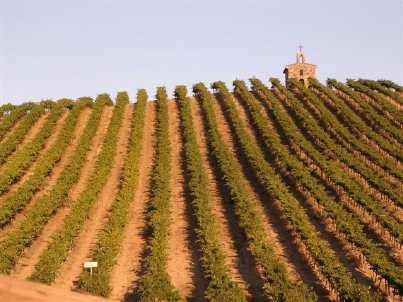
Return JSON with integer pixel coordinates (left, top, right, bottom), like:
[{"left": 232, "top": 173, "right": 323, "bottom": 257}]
[{"left": 1, "top": 0, "right": 402, "bottom": 104}]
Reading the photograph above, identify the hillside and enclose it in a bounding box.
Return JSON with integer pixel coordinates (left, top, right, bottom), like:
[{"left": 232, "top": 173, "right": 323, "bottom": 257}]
[{"left": 0, "top": 77, "right": 402, "bottom": 302}]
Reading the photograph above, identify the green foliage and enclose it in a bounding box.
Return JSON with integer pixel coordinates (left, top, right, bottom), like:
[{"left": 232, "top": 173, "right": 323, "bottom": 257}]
[
  {"left": 0, "top": 103, "right": 17, "bottom": 115},
  {"left": 306, "top": 79, "right": 403, "bottom": 162},
  {"left": 359, "top": 79, "right": 403, "bottom": 105},
  {"left": 174, "top": 85, "right": 246, "bottom": 301},
  {"left": 0, "top": 102, "right": 35, "bottom": 141},
  {"left": 0, "top": 95, "right": 109, "bottom": 274},
  {"left": 30, "top": 92, "right": 127, "bottom": 284},
  {"left": 324, "top": 79, "right": 403, "bottom": 181},
  {"left": 327, "top": 79, "right": 402, "bottom": 146},
  {"left": 284, "top": 78, "right": 403, "bottom": 243},
  {"left": 79, "top": 89, "right": 148, "bottom": 297},
  {"left": 251, "top": 78, "right": 403, "bottom": 295},
  {"left": 377, "top": 79, "right": 403, "bottom": 94},
  {"left": 0, "top": 103, "right": 65, "bottom": 196},
  {"left": 137, "top": 87, "right": 181, "bottom": 302},
  {"left": 193, "top": 82, "right": 317, "bottom": 302},
  {"left": 231, "top": 79, "right": 378, "bottom": 301},
  {"left": 0, "top": 98, "right": 93, "bottom": 227},
  {"left": 307, "top": 78, "right": 403, "bottom": 207},
  {"left": 347, "top": 80, "right": 402, "bottom": 124},
  {"left": 0, "top": 103, "right": 46, "bottom": 165},
  {"left": 0, "top": 77, "right": 401, "bottom": 300}
]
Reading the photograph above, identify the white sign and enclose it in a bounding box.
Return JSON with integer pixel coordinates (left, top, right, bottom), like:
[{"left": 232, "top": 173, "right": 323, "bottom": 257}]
[{"left": 83, "top": 261, "right": 98, "bottom": 268}]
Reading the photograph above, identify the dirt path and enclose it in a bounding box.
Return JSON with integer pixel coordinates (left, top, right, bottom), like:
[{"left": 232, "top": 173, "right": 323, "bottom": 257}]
[
  {"left": 165, "top": 99, "right": 195, "bottom": 299},
  {"left": 2, "top": 109, "right": 91, "bottom": 204},
  {"left": 189, "top": 96, "right": 260, "bottom": 300},
  {"left": 0, "top": 111, "right": 67, "bottom": 194},
  {"left": 109, "top": 102, "right": 155, "bottom": 301},
  {"left": 68, "top": 107, "right": 112, "bottom": 200},
  {"left": 0, "top": 109, "right": 90, "bottom": 242},
  {"left": 54, "top": 104, "right": 133, "bottom": 289},
  {"left": 14, "top": 111, "right": 50, "bottom": 151},
  {"left": 0, "top": 111, "right": 70, "bottom": 240},
  {"left": 233, "top": 92, "right": 344, "bottom": 297},
  {"left": 0, "top": 114, "right": 27, "bottom": 144},
  {"left": 8, "top": 107, "right": 112, "bottom": 279},
  {"left": 235, "top": 92, "right": 378, "bottom": 298},
  {"left": 214, "top": 93, "right": 305, "bottom": 282},
  {"left": 0, "top": 274, "right": 109, "bottom": 302}
]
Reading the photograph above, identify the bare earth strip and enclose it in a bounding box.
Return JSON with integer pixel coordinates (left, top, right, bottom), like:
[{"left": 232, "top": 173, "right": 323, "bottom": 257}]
[
  {"left": 0, "top": 115, "right": 27, "bottom": 144},
  {"left": 189, "top": 97, "right": 253, "bottom": 299},
  {"left": 230, "top": 93, "right": 335, "bottom": 298},
  {"left": 234, "top": 92, "right": 377, "bottom": 298},
  {"left": 109, "top": 101, "right": 155, "bottom": 302},
  {"left": 217, "top": 93, "right": 302, "bottom": 282},
  {"left": 54, "top": 103, "right": 133, "bottom": 289},
  {"left": 1, "top": 109, "right": 91, "bottom": 205},
  {"left": 166, "top": 99, "right": 194, "bottom": 298},
  {"left": 0, "top": 112, "right": 49, "bottom": 168},
  {"left": 9, "top": 108, "right": 92, "bottom": 278},
  {"left": 0, "top": 111, "right": 70, "bottom": 240},
  {"left": 209, "top": 95, "right": 290, "bottom": 300},
  {"left": 0, "top": 111, "right": 67, "bottom": 195},
  {"left": 8, "top": 107, "right": 112, "bottom": 279},
  {"left": 70, "top": 106, "right": 113, "bottom": 200},
  {"left": 0, "top": 274, "right": 108, "bottom": 302}
]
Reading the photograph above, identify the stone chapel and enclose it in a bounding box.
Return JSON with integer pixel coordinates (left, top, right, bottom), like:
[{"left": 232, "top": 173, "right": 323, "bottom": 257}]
[{"left": 283, "top": 46, "right": 316, "bottom": 87}]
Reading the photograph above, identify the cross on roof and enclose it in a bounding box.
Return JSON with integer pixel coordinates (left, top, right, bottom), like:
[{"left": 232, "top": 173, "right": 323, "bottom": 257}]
[{"left": 298, "top": 43, "right": 303, "bottom": 52}]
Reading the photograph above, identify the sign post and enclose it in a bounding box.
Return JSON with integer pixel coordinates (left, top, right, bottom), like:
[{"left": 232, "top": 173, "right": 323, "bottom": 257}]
[{"left": 83, "top": 261, "right": 98, "bottom": 276}]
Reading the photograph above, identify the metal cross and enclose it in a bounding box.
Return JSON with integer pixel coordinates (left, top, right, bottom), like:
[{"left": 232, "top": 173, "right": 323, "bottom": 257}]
[{"left": 298, "top": 43, "right": 303, "bottom": 52}]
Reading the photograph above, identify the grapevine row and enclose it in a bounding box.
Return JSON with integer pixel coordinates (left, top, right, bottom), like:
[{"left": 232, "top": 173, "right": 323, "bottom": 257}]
[
  {"left": 137, "top": 87, "right": 180, "bottom": 302},
  {"left": 268, "top": 80, "right": 403, "bottom": 247},
  {"left": 329, "top": 79, "right": 401, "bottom": 136},
  {"left": 175, "top": 85, "right": 246, "bottom": 301},
  {"left": 281, "top": 79, "right": 403, "bottom": 242},
  {"left": 377, "top": 79, "right": 403, "bottom": 96},
  {"left": 303, "top": 79, "right": 403, "bottom": 204},
  {"left": 347, "top": 80, "right": 402, "bottom": 124},
  {"left": 0, "top": 103, "right": 45, "bottom": 165},
  {"left": 79, "top": 90, "right": 147, "bottom": 297},
  {"left": 249, "top": 78, "right": 403, "bottom": 295},
  {"left": 290, "top": 79, "right": 403, "bottom": 182},
  {"left": 359, "top": 79, "right": 402, "bottom": 106},
  {"left": 0, "top": 95, "right": 111, "bottom": 274},
  {"left": 0, "top": 102, "right": 34, "bottom": 141},
  {"left": 0, "top": 97, "right": 92, "bottom": 227},
  {"left": 0, "top": 103, "right": 65, "bottom": 195},
  {"left": 30, "top": 92, "right": 127, "bottom": 284},
  {"left": 194, "top": 82, "right": 318, "bottom": 301},
  {"left": 225, "top": 80, "right": 377, "bottom": 301},
  {"left": 307, "top": 78, "right": 402, "bottom": 162}
]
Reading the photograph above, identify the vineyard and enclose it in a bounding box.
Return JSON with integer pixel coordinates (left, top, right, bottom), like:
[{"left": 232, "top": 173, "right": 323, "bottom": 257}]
[{"left": 0, "top": 77, "right": 402, "bottom": 302}]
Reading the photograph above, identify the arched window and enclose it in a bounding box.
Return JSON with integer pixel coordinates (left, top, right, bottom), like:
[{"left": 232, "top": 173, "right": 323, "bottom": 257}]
[
  {"left": 299, "top": 79, "right": 305, "bottom": 85},
  {"left": 300, "top": 69, "right": 304, "bottom": 76}
]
